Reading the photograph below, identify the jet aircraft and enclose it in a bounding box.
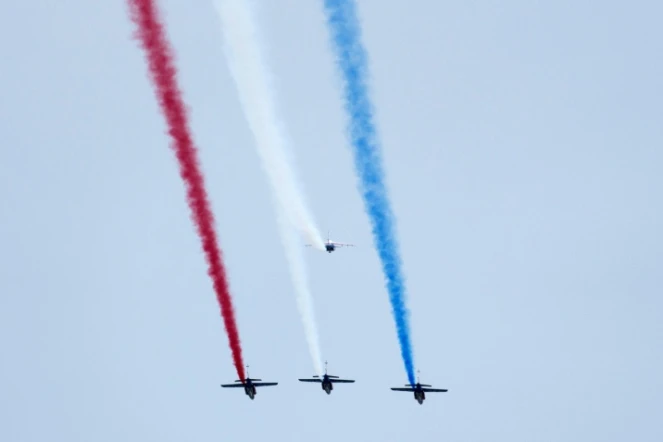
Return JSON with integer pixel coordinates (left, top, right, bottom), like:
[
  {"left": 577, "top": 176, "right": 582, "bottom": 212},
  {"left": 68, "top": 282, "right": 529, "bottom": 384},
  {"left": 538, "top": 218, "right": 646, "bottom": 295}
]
[
  {"left": 391, "top": 372, "right": 447, "bottom": 404},
  {"left": 298, "top": 361, "right": 355, "bottom": 394},
  {"left": 306, "top": 231, "right": 354, "bottom": 253},
  {"left": 220, "top": 366, "right": 278, "bottom": 400}
]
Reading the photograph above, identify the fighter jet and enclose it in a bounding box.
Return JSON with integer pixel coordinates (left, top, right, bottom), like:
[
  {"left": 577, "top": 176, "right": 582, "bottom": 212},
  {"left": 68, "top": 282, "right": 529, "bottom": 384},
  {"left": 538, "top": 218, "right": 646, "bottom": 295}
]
[
  {"left": 391, "top": 372, "right": 447, "bottom": 404},
  {"left": 306, "top": 231, "right": 354, "bottom": 253},
  {"left": 220, "top": 366, "right": 278, "bottom": 400},
  {"left": 298, "top": 361, "right": 355, "bottom": 394}
]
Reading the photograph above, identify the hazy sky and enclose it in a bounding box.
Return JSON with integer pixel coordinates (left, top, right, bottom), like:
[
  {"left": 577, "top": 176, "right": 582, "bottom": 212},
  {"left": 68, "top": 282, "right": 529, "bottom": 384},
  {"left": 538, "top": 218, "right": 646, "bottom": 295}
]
[{"left": 1, "top": 0, "right": 662, "bottom": 441}]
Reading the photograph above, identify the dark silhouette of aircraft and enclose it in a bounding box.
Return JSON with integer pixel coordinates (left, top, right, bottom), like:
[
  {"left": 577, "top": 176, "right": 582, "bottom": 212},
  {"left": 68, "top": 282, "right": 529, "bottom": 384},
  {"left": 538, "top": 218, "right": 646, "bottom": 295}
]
[
  {"left": 306, "top": 231, "right": 355, "bottom": 253},
  {"left": 298, "top": 361, "right": 355, "bottom": 394},
  {"left": 220, "top": 366, "right": 277, "bottom": 400},
  {"left": 391, "top": 371, "right": 447, "bottom": 404}
]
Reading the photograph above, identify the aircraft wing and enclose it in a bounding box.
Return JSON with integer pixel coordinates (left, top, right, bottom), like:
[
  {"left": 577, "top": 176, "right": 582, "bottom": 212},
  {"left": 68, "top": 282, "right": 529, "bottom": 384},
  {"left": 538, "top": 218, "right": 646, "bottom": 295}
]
[
  {"left": 331, "top": 242, "right": 354, "bottom": 247},
  {"left": 391, "top": 387, "right": 415, "bottom": 392},
  {"left": 220, "top": 383, "right": 245, "bottom": 388},
  {"left": 252, "top": 382, "right": 278, "bottom": 387},
  {"left": 421, "top": 388, "right": 448, "bottom": 392},
  {"left": 330, "top": 379, "right": 355, "bottom": 383},
  {"left": 298, "top": 378, "right": 322, "bottom": 383}
]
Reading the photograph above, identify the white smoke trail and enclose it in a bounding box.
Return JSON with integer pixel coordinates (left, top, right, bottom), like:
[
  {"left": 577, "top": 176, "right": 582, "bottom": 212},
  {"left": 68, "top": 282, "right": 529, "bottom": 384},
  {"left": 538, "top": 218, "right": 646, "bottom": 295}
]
[{"left": 215, "top": 0, "right": 324, "bottom": 375}]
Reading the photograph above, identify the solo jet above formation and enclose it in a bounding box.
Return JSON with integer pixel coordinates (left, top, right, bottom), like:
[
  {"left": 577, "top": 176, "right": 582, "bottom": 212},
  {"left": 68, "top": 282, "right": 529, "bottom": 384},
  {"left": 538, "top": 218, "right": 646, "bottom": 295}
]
[
  {"left": 306, "top": 231, "right": 355, "bottom": 253},
  {"left": 391, "top": 373, "right": 447, "bottom": 404},
  {"left": 298, "top": 361, "right": 355, "bottom": 394},
  {"left": 220, "top": 366, "right": 278, "bottom": 400}
]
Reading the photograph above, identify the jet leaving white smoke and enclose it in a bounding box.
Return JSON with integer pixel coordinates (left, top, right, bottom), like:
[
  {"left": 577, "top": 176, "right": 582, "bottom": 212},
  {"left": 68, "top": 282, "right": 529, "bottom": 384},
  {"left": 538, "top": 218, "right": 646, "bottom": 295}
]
[{"left": 215, "top": 0, "right": 324, "bottom": 376}]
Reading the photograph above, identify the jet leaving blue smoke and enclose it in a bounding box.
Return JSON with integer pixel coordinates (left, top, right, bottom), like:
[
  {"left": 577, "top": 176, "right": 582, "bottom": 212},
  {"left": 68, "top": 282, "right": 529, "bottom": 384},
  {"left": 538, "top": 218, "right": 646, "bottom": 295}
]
[{"left": 323, "top": 0, "right": 415, "bottom": 385}]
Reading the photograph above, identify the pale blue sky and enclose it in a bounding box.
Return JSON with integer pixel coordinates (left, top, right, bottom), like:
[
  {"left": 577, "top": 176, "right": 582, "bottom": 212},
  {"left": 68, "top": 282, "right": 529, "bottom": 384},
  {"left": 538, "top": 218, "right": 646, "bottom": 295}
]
[{"left": 1, "top": 0, "right": 662, "bottom": 441}]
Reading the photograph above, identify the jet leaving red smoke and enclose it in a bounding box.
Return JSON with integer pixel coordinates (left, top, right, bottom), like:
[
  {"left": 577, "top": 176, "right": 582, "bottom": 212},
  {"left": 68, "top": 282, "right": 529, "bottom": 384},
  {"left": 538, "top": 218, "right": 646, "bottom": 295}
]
[{"left": 128, "top": 0, "right": 245, "bottom": 381}]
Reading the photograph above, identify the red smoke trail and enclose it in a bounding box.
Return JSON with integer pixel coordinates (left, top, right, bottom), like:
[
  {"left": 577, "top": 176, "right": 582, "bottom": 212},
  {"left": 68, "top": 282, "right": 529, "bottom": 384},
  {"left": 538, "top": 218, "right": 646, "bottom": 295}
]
[{"left": 128, "top": 0, "right": 245, "bottom": 381}]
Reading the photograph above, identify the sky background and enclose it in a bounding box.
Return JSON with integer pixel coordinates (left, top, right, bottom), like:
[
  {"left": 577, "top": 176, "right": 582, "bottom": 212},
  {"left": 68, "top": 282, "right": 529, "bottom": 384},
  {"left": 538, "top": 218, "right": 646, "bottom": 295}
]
[{"left": 1, "top": 0, "right": 662, "bottom": 440}]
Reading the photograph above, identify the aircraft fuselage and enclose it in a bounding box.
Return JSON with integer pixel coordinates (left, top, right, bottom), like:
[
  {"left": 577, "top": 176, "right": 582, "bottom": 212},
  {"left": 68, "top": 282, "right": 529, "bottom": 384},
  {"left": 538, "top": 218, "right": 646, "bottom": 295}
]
[
  {"left": 244, "top": 383, "right": 256, "bottom": 400},
  {"left": 325, "top": 243, "right": 335, "bottom": 252}
]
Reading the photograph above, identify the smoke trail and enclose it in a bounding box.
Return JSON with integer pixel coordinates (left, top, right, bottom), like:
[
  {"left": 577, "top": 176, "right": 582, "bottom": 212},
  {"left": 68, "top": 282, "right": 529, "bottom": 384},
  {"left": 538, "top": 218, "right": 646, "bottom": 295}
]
[
  {"left": 128, "top": 0, "right": 245, "bottom": 381},
  {"left": 215, "top": 0, "right": 324, "bottom": 375},
  {"left": 322, "top": 0, "right": 415, "bottom": 385}
]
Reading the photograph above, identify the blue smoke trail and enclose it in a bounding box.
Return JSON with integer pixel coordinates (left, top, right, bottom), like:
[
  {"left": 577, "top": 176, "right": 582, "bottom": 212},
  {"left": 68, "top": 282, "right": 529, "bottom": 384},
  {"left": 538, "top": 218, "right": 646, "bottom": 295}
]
[{"left": 322, "top": 0, "right": 415, "bottom": 385}]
